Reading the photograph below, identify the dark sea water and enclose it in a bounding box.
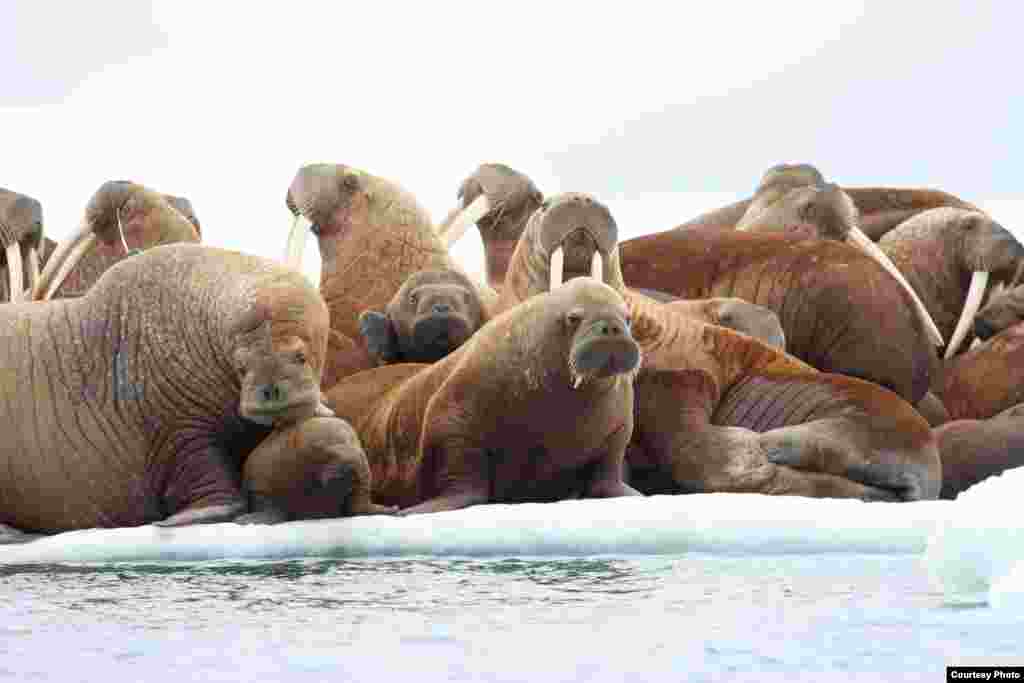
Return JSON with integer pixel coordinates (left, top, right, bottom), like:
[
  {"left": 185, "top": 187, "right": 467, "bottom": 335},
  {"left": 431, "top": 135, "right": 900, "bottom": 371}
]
[{"left": 2, "top": 554, "right": 1021, "bottom": 682}]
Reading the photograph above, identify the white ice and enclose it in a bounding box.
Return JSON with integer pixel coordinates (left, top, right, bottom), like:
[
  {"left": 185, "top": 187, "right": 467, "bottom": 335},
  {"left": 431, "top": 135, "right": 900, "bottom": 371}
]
[{"left": 2, "top": 470, "right": 1022, "bottom": 609}]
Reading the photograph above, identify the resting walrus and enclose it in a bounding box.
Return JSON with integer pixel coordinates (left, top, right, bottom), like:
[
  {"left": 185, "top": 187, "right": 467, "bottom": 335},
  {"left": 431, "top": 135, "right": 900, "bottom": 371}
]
[
  {"left": 0, "top": 243, "right": 354, "bottom": 540},
  {"left": 324, "top": 276, "right": 643, "bottom": 515}
]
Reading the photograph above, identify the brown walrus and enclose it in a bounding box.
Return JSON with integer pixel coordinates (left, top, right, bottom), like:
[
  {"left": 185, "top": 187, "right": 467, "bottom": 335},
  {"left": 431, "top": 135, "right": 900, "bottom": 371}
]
[
  {"left": 974, "top": 271, "right": 1024, "bottom": 341},
  {"left": 934, "top": 405, "right": 1024, "bottom": 500},
  {"left": 934, "top": 319, "right": 1024, "bottom": 421},
  {"left": 284, "top": 163, "right": 497, "bottom": 388},
  {"left": 323, "top": 277, "right": 643, "bottom": 516},
  {"left": 358, "top": 268, "right": 487, "bottom": 365},
  {"left": 0, "top": 243, "right": 349, "bottom": 540},
  {"left": 493, "top": 192, "right": 942, "bottom": 500},
  {"left": 677, "top": 162, "right": 980, "bottom": 240},
  {"left": 0, "top": 187, "right": 51, "bottom": 303},
  {"left": 30, "top": 181, "right": 202, "bottom": 301}
]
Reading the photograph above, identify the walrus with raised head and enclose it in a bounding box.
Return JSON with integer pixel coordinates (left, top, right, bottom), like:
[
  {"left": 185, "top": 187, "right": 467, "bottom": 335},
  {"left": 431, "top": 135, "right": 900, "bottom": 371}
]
[
  {"left": 0, "top": 240, "right": 380, "bottom": 541},
  {"left": 0, "top": 187, "right": 53, "bottom": 303},
  {"left": 358, "top": 268, "right": 486, "bottom": 365},
  {"left": 491, "top": 192, "right": 942, "bottom": 500},
  {"left": 324, "top": 276, "right": 643, "bottom": 515}
]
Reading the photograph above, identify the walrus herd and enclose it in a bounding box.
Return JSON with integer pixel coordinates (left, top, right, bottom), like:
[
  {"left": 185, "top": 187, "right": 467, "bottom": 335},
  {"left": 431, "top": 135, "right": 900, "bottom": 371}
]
[{"left": 1, "top": 160, "right": 1022, "bottom": 543}]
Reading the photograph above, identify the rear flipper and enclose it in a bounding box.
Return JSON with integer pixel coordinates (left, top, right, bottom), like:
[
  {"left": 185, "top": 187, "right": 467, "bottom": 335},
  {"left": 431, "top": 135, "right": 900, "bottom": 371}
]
[{"left": 0, "top": 522, "right": 44, "bottom": 544}]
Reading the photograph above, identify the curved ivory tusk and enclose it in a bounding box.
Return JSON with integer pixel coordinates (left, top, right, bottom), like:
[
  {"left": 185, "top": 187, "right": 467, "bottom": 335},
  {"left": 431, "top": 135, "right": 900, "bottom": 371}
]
[
  {"left": 549, "top": 246, "right": 565, "bottom": 291},
  {"left": 25, "top": 245, "right": 40, "bottom": 292},
  {"left": 284, "top": 213, "right": 312, "bottom": 270},
  {"left": 945, "top": 270, "right": 990, "bottom": 360},
  {"left": 32, "top": 220, "right": 93, "bottom": 300},
  {"left": 590, "top": 250, "right": 603, "bottom": 282},
  {"left": 437, "top": 195, "right": 490, "bottom": 249},
  {"left": 5, "top": 243, "right": 24, "bottom": 303},
  {"left": 41, "top": 232, "right": 97, "bottom": 301},
  {"left": 847, "top": 227, "right": 944, "bottom": 348}
]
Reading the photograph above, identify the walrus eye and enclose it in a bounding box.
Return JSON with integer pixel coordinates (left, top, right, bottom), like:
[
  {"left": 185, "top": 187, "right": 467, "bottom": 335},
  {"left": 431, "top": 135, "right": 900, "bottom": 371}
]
[
  {"left": 294, "top": 351, "right": 307, "bottom": 365},
  {"left": 409, "top": 292, "right": 419, "bottom": 306},
  {"left": 234, "top": 363, "right": 247, "bottom": 378},
  {"left": 565, "top": 309, "right": 584, "bottom": 330}
]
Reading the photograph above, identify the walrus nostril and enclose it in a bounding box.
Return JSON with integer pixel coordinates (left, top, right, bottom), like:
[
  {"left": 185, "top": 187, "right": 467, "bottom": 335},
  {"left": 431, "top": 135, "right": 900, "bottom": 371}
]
[
  {"left": 432, "top": 303, "right": 452, "bottom": 314},
  {"left": 974, "top": 318, "right": 996, "bottom": 342},
  {"left": 259, "top": 384, "right": 286, "bottom": 404}
]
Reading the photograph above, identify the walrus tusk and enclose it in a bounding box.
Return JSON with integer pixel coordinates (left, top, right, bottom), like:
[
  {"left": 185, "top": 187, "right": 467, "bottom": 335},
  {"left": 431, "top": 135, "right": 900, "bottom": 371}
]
[
  {"left": 31, "top": 220, "right": 97, "bottom": 301},
  {"left": 549, "top": 246, "right": 565, "bottom": 290},
  {"left": 314, "top": 401, "right": 335, "bottom": 418},
  {"left": 945, "top": 270, "right": 990, "bottom": 360},
  {"left": 969, "top": 337, "right": 982, "bottom": 350},
  {"left": 5, "top": 243, "right": 25, "bottom": 303},
  {"left": 846, "top": 227, "right": 945, "bottom": 348},
  {"left": 25, "top": 245, "right": 39, "bottom": 292},
  {"left": 437, "top": 195, "right": 490, "bottom": 249},
  {"left": 284, "top": 214, "right": 312, "bottom": 270},
  {"left": 590, "top": 251, "right": 603, "bottom": 282},
  {"left": 1010, "top": 260, "right": 1024, "bottom": 289}
]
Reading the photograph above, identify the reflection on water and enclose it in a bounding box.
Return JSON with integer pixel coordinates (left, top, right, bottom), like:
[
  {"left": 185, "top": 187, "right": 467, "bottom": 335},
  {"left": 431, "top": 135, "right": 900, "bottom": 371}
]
[{"left": 1, "top": 555, "right": 1022, "bottom": 682}]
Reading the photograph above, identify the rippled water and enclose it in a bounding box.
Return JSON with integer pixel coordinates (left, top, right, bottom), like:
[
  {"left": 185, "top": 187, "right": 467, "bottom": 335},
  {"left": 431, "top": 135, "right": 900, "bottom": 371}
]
[{"left": 2, "top": 554, "right": 1021, "bottom": 681}]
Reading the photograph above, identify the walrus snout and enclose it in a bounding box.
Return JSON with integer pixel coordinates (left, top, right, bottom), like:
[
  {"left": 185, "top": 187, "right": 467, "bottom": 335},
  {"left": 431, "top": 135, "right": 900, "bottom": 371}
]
[
  {"left": 536, "top": 193, "right": 618, "bottom": 256},
  {"left": 570, "top": 313, "right": 641, "bottom": 382},
  {"left": 408, "top": 314, "right": 473, "bottom": 362}
]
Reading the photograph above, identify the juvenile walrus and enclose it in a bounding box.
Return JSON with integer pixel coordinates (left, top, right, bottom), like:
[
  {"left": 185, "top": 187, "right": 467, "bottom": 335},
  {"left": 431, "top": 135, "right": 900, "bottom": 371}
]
[
  {"left": 0, "top": 243, "right": 348, "bottom": 539},
  {"left": 324, "top": 277, "right": 643, "bottom": 515},
  {"left": 358, "top": 268, "right": 486, "bottom": 365}
]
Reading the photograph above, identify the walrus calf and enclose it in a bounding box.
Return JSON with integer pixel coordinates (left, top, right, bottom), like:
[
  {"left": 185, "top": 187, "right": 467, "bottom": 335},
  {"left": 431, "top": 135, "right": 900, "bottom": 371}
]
[
  {"left": 324, "top": 277, "right": 643, "bottom": 516},
  {"left": 358, "top": 268, "right": 486, "bottom": 365},
  {"left": 0, "top": 243, "right": 350, "bottom": 539}
]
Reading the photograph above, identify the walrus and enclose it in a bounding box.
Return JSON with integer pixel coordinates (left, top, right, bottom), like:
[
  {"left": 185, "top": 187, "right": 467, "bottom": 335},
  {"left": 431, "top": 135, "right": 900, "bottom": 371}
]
[
  {"left": 31, "top": 181, "right": 202, "bottom": 301},
  {"left": 0, "top": 187, "right": 50, "bottom": 303},
  {"left": 934, "top": 319, "right": 1024, "bottom": 421},
  {"left": 661, "top": 297, "right": 787, "bottom": 351},
  {"left": 934, "top": 405, "right": 1024, "bottom": 499},
  {"left": 358, "top": 268, "right": 487, "bottom": 365},
  {"left": 974, "top": 267, "right": 1024, "bottom": 341},
  {"left": 675, "top": 161, "right": 980, "bottom": 240},
  {"left": 493, "top": 191, "right": 942, "bottom": 500},
  {"left": 323, "top": 276, "right": 643, "bottom": 516},
  {"left": 283, "top": 163, "right": 497, "bottom": 388},
  {"left": 0, "top": 242, "right": 352, "bottom": 540}
]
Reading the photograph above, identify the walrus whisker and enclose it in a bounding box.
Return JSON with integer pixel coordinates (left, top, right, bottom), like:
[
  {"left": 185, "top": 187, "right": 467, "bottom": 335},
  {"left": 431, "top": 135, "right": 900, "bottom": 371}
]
[
  {"left": 438, "top": 194, "right": 490, "bottom": 248},
  {"left": 549, "top": 246, "right": 565, "bottom": 290},
  {"left": 848, "top": 227, "right": 945, "bottom": 348},
  {"left": 590, "top": 250, "right": 603, "bottom": 281},
  {"left": 284, "top": 213, "right": 312, "bottom": 270},
  {"left": 946, "top": 270, "right": 990, "bottom": 359},
  {"left": 5, "top": 243, "right": 24, "bottom": 303}
]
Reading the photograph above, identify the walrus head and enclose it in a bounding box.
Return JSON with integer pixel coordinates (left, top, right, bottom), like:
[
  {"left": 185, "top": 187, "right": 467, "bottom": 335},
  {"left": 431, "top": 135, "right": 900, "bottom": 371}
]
[
  {"left": 163, "top": 194, "right": 201, "bottom": 238},
  {"left": 0, "top": 187, "right": 44, "bottom": 302},
  {"left": 31, "top": 180, "right": 201, "bottom": 301},
  {"left": 553, "top": 278, "right": 641, "bottom": 389},
  {"left": 519, "top": 192, "right": 624, "bottom": 296},
  {"left": 230, "top": 285, "right": 332, "bottom": 426},
  {"left": 359, "top": 268, "right": 485, "bottom": 365},
  {"left": 738, "top": 162, "right": 826, "bottom": 226},
  {"left": 284, "top": 163, "right": 433, "bottom": 271},
  {"left": 975, "top": 278, "right": 1024, "bottom": 342}
]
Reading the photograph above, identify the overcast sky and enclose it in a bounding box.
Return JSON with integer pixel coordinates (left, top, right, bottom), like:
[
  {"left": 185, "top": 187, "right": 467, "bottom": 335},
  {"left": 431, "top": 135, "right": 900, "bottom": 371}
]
[{"left": 3, "top": 1, "right": 1022, "bottom": 282}]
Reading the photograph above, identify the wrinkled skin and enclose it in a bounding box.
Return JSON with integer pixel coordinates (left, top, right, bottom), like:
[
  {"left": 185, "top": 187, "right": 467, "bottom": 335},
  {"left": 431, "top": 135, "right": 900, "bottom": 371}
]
[
  {"left": 934, "top": 321, "right": 1024, "bottom": 421},
  {"left": 442, "top": 164, "right": 935, "bottom": 404},
  {"left": 359, "top": 268, "right": 486, "bottom": 365},
  {"left": 0, "top": 244, "right": 336, "bottom": 539},
  {"left": 494, "top": 193, "right": 941, "bottom": 501},
  {"left": 31, "top": 182, "right": 202, "bottom": 301},
  {"left": 975, "top": 282, "right": 1024, "bottom": 341},
  {"left": 662, "top": 297, "right": 786, "bottom": 351},
  {"left": 236, "top": 416, "right": 396, "bottom": 524},
  {"left": 676, "top": 162, "right": 978, "bottom": 240},
  {"left": 934, "top": 405, "right": 1024, "bottom": 499},
  {"left": 163, "top": 194, "right": 202, "bottom": 237},
  {"left": 878, "top": 208, "right": 1024, "bottom": 355},
  {"left": 324, "top": 278, "right": 642, "bottom": 515},
  {"left": 285, "top": 163, "right": 494, "bottom": 388},
  {"left": 0, "top": 187, "right": 50, "bottom": 302}
]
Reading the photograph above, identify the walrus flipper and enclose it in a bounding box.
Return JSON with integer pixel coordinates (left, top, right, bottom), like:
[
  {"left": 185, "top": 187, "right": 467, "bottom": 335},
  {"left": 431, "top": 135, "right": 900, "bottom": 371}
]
[{"left": 358, "top": 310, "right": 401, "bottom": 365}]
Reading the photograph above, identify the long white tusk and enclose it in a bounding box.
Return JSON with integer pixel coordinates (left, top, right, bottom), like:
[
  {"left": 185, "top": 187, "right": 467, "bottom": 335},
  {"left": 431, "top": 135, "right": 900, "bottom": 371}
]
[
  {"left": 549, "top": 246, "right": 565, "bottom": 291},
  {"left": 25, "top": 245, "right": 40, "bottom": 292},
  {"left": 32, "top": 219, "right": 93, "bottom": 300},
  {"left": 41, "top": 232, "right": 97, "bottom": 301},
  {"left": 590, "top": 250, "right": 603, "bottom": 281},
  {"left": 437, "top": 195, "right": 490, "bottom": 249},
  {"left": 969, "top": 337, "right": 982, "bottom": 350},
  {"left": 284, "top": 213, "right": 312, "bottom": 270},
  {"left": 945, "top": 270, "right": 990, "bottom": 360},
  {"left": 847, "top": 227, "right": 945, "bottom": 348},
  {"left": 5, "top": 243, "right": 24, "bottom": 303}
]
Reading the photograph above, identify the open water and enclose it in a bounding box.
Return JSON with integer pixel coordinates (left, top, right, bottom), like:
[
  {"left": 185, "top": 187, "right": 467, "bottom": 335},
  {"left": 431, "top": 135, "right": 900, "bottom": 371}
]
[{"left": 2, "top": 553, "right": 1021, "bottom": 681}]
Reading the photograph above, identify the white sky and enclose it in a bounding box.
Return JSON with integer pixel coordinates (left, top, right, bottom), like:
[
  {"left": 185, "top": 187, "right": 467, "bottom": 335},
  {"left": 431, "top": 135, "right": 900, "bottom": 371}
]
[{"left": 3, "top": 1, "right": 1023, "bottom": 285}]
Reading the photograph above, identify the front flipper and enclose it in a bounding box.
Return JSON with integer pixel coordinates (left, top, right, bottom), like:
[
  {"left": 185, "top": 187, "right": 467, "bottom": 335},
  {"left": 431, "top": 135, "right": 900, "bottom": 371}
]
[
  {"left": 358, "top": 310, "right": 401, "bottom": 365},
  {"left": 157, "top": 440, "right": 247, "bottom": 527},
  {"left": 0, "top": 522, "right": 44, "bottom": 544},
  {"left": 398, "top": 439, "right": 491, "bottom": 516},
  {"left": 154, "top": 502, "right": 247, "bottom": 527},
  {"left": 584, "top": 423, "right": 643, "bottom": 499}
]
